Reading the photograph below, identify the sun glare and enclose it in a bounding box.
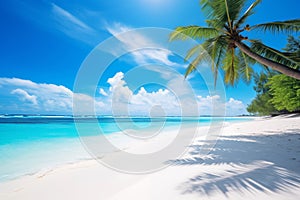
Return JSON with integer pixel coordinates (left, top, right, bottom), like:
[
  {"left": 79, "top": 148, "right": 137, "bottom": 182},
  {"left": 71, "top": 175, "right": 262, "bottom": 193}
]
[{"left": 143, "top": 0, "right": 169, "bottom": 7}]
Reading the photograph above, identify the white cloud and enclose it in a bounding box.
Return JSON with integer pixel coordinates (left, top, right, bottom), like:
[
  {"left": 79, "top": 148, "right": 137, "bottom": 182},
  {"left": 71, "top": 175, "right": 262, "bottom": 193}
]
[
  {"left": 51, "top": 3, "right": 97, "bottom": 44},
  {"left": 106, "top": 22, "right": 177, "bottom": 66},
  {"left": 197, "top": 95, "right": 223, "bottom": 116},
  {"left": 0, "top": 78, "right": 37, "bottom": 88},
  {"left": 197, "top": 95, "right": 247, "bottom": 116},
  {"left": 226, "top": 98, "right": 247, "bottom": 116},
  {"left": 11, "top": 89, "right": 38, "bottom": 106},
  {"left": 0, "top": 76, "right": 247, "bottom": 116},
  {"left": 73, "top": 93, "right": 105, "bottom": 115},
  {"left": 131, "top": 87, "right": 173, "bottom": 105},
  {"left": 108, "top": 72, "right": 133, "bottom": 103},
  {"left": 52, "top": 3, "right": 93, "bottom": 32},
  {"left": 197, "top": 95, "right": 220, "bottom": 108},
  {"left": 105, "top": 72, "right": 180, "bottom": 116},
  {"left": 130, "top": 87, "right": 180, "bottom": 116},
  {"left": 103, "top": 72, "right": 248, "bottom": 116},
  {"left": 106, "top": 22, "right": 132, "bottom": 35},
  {"left": 99, "top": 88, "right": 108, "bottom": 96},
  {"left": 0, "top": 78, "right": 104, "bottom": 114}
]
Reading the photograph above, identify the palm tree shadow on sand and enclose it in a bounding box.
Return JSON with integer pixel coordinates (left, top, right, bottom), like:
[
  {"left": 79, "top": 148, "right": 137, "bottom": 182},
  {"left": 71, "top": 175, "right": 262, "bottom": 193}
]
[{"left": 167, "top": 129, "right": 300, "bottom": 197}]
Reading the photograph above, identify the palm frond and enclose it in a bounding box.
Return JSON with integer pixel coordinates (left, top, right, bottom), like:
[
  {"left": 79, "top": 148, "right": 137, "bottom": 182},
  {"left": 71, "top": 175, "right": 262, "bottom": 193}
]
[
  {"left": 184, "top": 53, "right": 206, "bottom": 78},
  {"left": 202, "top": 36, "right": 228, "bottom": 85},
  {"left": 200, "top": 0, "right": 247, "bottom": 29},
  {"left": 224, "top": 0, "right": 233, "bottom": 30},
  {"left": 225, "top": 0, "right": 247, "bottom": 22},
  {"left": 282, "top": 52, "right": 300, "bottom": 63},
  {"left": 212, "top": 39, "right": 227, "bottom": 86},
  {"left": 251, "top": 40, "right": 300, "bottom": 69},
  {"left": 202, "top": 36, "right": 228, "bottom": 62},
  {"left": 184, "top": 47, "right": 210, "bottom": 78},
  {"left": 223, "top": 47, "right": 239, "bottom": 85},
  {"left": 238, "top": 51, "right": 254, "bottom": 83},
  {"left": 184, "top": 44, "right": 203, "bottom": 61},
  {"left": 283, "top": 35, "right": 300, "bottom": 52},
  {"left": 213, "top": 47, "right": 226, "bottom": 86},
  {"left": 235, "top": 0, "right": 261, "bottom": 28},
  {"left": 251, "top": 19, "right": 300, "bottom": 34},
  {"left": 169, "top": 26, "right": 219, "bottom": 41},
  {"left": 205, "top": 19, "right": 220, "bottom": 28}
]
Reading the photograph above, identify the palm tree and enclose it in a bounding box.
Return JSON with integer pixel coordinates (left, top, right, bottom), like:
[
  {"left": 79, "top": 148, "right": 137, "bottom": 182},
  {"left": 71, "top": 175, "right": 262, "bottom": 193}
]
[{"left": 169, "top": 0, "right": 300, "bottom": 85}]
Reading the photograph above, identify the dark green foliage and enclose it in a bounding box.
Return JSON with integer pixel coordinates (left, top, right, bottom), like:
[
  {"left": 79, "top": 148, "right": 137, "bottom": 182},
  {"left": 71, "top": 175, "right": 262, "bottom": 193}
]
[
  {"left": 247, "top": 36, "right": 300, "bottom": 115},
  {"left": 283, "top": 35, "right": 300, "bottom": 64},
  {"left": 283, "top": 36, "right": 300, "bottom": 52},
  {"left": 247, "top": 73, "right": 278, "bottom": 115},
  {"left": 268, "top": 75, "right": 300, "bottom": 112},
  {"left": 246, "top": 93, "right": 277, "bottom": 116}
]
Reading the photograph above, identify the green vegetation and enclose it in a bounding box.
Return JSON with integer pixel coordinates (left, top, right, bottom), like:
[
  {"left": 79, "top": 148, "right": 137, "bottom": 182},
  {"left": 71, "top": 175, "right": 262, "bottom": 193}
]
[
  {"left": 247, "top": 73, "right": 300, "bottom": 115},
  {"left": 246, "top": 72, "right": 277, "bottom": 115},
  {"left": 247, "top": 36, "right": 300, "bottom": 116},
  {"left": 268, "top": 75, "right": 300, "bottom": 112},
  {"left": 170, "top": 0, "right": 300, "bottom": 85}
]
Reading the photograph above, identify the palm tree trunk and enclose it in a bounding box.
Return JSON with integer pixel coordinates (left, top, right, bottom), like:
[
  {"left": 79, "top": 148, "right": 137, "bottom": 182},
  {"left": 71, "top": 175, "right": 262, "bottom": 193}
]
[{"left": 235, "top": 41, "right": 300, "bottom": 80}]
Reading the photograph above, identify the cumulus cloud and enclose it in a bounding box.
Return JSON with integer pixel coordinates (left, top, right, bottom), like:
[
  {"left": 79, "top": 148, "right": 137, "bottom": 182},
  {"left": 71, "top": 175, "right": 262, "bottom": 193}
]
[
  {"left": 11, "top": 89, "right": 38, "bottom": 106},
  {"left": 130, "top": 87, "right": 180, "bottom": 116},
  {"left": 108, "top": 72, "right": 133, "bottom": 104},
  {"left": 197, "top": 95, "right": 247, "bottom": 116},
  {"left": 226, "top": 98, "right": 247, "bottom": 116},
  {"left": 105, "top": 72, "right": 180, "bottom": 116},
  {"left": 100, "top": 72, "right": 247, "bottom": 116},
  {"left": 0, "top": 75, "right": 247, "bottom": 116},
  {"left": 0, "top": 78, "right": 104, "bottom": 114}
]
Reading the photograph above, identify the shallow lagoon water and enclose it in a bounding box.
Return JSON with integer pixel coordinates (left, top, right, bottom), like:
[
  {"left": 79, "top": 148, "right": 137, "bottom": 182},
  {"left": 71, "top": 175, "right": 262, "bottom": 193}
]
[{"left": 0, "top": 116, "right": 253, "bottom": 182}]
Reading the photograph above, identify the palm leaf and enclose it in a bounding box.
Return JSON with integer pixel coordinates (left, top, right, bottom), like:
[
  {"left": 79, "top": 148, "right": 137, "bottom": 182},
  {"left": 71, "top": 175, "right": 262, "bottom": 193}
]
[
  {"left": 169, "top": 26, "right": 219, "bottom": 41},
  {"left": 282, "top": 52, "right": 300, "bottom": 63},
  {"left": 225, "top": 0, "right": 247, "bottom": 22},
  {"left": 235, "top": 0, "right": 261, "bottom": 28},
  {"left": 251, "top": 19, "right": 300, "bottom": 34},
  {"left": 200, "top": 0, "right": 247, "bottom": 29},
  {"left": 224, "top": 0, "right": 233, "bottom": 30},
  {"left": 185, "top": 54, "right": 204, "bottom": 78},
  {"left": 251, "top": 40, "right": 300, "bottom": 69},
  {"left": 213, "top": 47, "right": 225, "bottom": 86},
  {"left": 184, "top": 47, "right": 210, "bottom": 78},
  {"left": 202, "top": 36, "right": 227, "bottom": 61},
  {"left": 186, "top": 36, "right": 228, "bottom": 85},
  {"left": 184, "top": 44, "right": 203, "bottom": 61},
  {"left": 238, "top": 51, "right": 254, "bottom": 82},
  {"left": 203, "top": 36, "right": 228, "bottom": 85},
  {"left": 212, "top": 39, "right": 227, "bottom": 86},
  {"left": 223, "top": 47, "right": 239, "bottom": 85}
]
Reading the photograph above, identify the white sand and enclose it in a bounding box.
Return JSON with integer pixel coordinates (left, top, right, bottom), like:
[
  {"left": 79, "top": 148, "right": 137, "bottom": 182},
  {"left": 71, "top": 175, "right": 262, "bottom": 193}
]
[{"left": 1, "top": 116, "right": 300, "bottom": 200}]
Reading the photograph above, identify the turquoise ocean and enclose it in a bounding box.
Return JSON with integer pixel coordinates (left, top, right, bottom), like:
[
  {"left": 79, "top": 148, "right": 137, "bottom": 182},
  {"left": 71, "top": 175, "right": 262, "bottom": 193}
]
[{"left": 0, "top": 115, "right": 253, "bottom": 182}]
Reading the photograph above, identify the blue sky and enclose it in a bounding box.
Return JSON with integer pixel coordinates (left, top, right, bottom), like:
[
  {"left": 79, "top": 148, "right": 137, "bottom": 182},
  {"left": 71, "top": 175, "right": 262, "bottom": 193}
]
[{"left": 0, "top": 0, "right": 299, "bottom": 116}]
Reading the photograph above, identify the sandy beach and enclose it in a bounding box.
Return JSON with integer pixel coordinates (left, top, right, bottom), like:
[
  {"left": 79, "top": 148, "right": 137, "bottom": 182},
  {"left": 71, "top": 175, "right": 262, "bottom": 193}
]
[{"left": 1, "top": 115, "right": 300, "bottom": 200}]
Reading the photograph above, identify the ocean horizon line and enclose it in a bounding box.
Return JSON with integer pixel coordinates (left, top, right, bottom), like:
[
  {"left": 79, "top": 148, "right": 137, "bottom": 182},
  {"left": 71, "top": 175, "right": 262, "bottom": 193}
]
[{"left": 0, "top": 114, "right": 255, "bottom": 118}]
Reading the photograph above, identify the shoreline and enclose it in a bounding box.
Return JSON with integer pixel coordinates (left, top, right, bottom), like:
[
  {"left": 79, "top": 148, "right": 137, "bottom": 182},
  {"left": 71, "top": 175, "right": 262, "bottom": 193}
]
[
  {"left": 1, "top": 118, "right": 258, "bottom": 182},
  {"left": 1, "top": 116, "right": 300, "bottom": 200},
  {"left": 0, "top": 117, "right": 257, "bottom": 183}
]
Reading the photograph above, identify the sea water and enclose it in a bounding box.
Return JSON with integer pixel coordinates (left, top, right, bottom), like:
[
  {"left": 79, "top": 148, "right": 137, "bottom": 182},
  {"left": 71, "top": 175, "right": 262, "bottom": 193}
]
[{"left": 0, "top": 115, "right": 253, "bottom": 182}]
